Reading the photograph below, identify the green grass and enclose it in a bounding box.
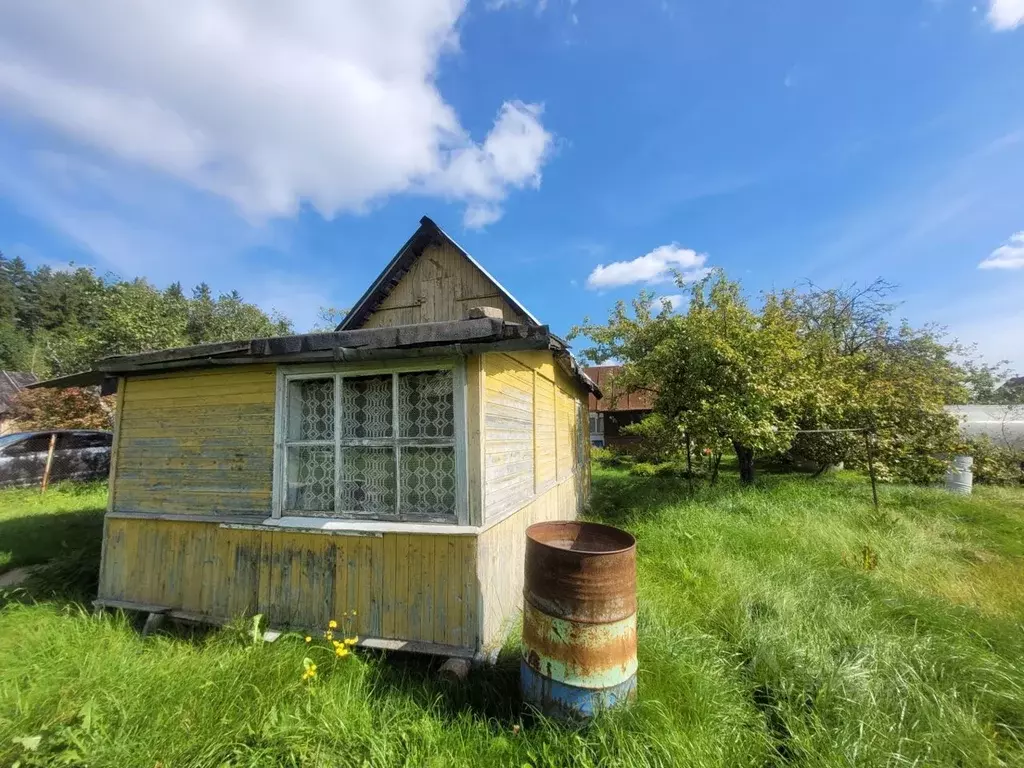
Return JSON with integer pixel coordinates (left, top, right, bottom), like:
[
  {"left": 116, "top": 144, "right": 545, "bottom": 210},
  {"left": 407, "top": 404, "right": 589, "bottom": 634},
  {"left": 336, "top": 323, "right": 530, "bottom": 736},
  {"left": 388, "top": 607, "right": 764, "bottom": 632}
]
[
  {"left": 0, "top": 470, "right": 1022, "bottom": 766},
  {"left": 0, "top": 482, "right": 106, "bottom": 575}
]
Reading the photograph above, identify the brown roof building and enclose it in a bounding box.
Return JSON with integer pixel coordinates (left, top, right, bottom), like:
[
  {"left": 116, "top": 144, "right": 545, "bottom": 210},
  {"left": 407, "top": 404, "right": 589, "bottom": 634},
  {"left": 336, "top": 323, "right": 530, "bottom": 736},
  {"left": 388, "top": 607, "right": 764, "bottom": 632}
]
[{"left": 583, "top": 365, "right": 654, "bottom": 449}]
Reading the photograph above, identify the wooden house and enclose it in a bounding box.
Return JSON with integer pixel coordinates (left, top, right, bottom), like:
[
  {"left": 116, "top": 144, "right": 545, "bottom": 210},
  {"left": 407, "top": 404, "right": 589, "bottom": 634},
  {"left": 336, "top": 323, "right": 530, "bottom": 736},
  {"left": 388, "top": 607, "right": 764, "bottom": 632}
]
[
  {"left": 43, "top": 217, "right": 598, "bottom": 659},
  {"left": 583, "top": 365, "right": 653, "bottom": 450}
]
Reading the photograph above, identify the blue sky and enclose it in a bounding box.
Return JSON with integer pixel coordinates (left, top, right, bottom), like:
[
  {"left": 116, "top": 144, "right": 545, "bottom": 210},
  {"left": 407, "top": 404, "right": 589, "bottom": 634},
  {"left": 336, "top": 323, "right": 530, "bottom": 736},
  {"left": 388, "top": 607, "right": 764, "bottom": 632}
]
[{"left": 0, "top": 0, "right": 1022, "bottom": 369}]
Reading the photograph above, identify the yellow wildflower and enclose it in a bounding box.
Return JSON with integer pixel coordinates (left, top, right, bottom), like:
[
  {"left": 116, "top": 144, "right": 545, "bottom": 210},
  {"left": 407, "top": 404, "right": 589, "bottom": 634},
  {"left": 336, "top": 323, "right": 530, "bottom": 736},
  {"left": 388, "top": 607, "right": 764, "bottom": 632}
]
[
  {"left": 324, "top": 630, "right": 334, "bottom": 641},
  {"left": 328, "top": 619, "right": 338, "bottom": 629},
  {"left": 344, "top": 636, "right": 359, "bottom": 646},
  {"left": 335, "top": 645, "right": 349, "bottom": 658},
  {"left": 304, "top": 636, "right": 311, "bottom": 643}
]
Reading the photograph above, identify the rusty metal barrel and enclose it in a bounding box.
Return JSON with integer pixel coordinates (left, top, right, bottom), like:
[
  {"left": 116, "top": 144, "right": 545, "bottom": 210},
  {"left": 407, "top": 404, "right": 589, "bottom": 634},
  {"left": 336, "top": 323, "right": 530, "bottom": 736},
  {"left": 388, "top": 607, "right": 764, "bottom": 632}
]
[{"left": 521, "top": 521, "right": 637, "bottom": 719}]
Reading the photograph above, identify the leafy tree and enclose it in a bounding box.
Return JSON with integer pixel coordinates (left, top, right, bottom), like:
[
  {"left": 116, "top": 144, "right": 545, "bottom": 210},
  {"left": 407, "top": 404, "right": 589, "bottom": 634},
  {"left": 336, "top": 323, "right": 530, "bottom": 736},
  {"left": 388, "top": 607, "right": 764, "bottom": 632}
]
[
  {"left": 779, "top": 280, "right": 968, "bottom": 482},
  {"left": 0, "top": 256, "right": 294, "bottom": 376},
  {"left": 574, "top": 271, "right": 979, "bottom": 486},
  {"left": 8, "top": 386, "right": 113, "bottom": 431},
  {"left": 574, "top": 270, "right": 812, "bottom": 484},
  {"left": 312, "top": 306, "right": 350, "bottom": 331}
]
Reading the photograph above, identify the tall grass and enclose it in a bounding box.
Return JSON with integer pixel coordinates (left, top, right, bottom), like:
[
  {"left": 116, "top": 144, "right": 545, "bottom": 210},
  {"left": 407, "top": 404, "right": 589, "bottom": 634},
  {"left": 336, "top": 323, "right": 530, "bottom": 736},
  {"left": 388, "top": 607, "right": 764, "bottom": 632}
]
[
  {"left": 0, "top": 482, "right": 105, "bottom": 576},
  {"left": 0, "top": 471, "right": 1021, "bottom": 766}
]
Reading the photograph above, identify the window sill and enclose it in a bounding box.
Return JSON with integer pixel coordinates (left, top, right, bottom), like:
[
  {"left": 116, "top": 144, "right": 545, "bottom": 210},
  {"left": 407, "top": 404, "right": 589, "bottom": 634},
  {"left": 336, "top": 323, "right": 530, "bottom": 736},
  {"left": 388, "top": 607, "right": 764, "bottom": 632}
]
[{"left": 263, "top": 516, "right": 480, "bottom": 536}]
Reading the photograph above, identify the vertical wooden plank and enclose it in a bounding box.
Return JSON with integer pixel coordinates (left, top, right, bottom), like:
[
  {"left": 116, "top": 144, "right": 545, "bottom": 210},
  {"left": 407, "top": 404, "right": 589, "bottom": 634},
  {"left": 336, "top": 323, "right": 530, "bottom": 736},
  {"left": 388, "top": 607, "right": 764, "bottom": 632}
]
[
  {"left": 462, "top": 534, "right": 479, "bottom": 651},
  {"left": 106, "top": 377, "right": 126, "bottom": 513},
  {"left": 433, "top": 535, "right": 450, "bottom": 645},
  {"left": 228, "top": 528, "right": 261, "bottom": 619},
  {"left": 345, "top": 536, "right": 361, "bottom": 626},
  {"left": 382, "top": 533, "right": 397, "bottom": 638},
  {"left": 368, "top": 535, "right": 384, "bottom": 637},
  {"left": 466, "top": 355, "right": 485, "bottom": 526},
  {"left": 333, "top": 536, "right": 354, "bottom": 630},
  {"left": 394, "top": 534, "right": 410, "bottom": 640},
  {"left": 122, "top": 519, "right": 140, "bottom": 603},
  {"left": 182, "top": 523, "right": 208, "bottom": 613},
  {"left": 419, "top": 536, "right": 435, "bottom": 643},
  {"left": 407, "top": 535, "right": 423, "bottom": 641},
  {"left": 532, "top": 369, "right": 539, "bottom": 495},
  {"left": 258, "top": 527, "right": 274, "bottom": 618}
]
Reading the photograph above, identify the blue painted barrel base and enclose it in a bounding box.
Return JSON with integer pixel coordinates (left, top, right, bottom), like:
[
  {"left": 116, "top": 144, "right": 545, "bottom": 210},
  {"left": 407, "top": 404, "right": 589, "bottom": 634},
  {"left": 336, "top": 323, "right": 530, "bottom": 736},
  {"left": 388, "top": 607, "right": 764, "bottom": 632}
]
[{"left": 521, "top": 659, "right": 637, "bottom": 720}]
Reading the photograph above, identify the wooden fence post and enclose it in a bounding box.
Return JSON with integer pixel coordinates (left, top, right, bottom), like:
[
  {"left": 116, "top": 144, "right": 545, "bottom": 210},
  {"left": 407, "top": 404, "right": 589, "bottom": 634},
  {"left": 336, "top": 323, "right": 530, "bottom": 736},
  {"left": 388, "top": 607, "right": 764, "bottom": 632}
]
[
  {"left": 40, "top": 432, "right": 57, "bottom": 493},
  {"left": 863, "top": 430, "right": 879, "bottom": 511}
]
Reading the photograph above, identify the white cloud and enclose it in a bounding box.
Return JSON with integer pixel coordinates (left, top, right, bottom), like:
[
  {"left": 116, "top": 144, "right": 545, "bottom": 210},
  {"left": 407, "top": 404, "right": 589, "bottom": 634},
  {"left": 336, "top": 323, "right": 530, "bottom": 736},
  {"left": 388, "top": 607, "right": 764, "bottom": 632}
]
[
  {"left": 586, "top": 244, "right": 710, "bottom": 289},
  {"left": 0, "top": 1, "right": 552, "bottom": 227},
  {"left": 979, "top": 232, "right": 1024, "bottom": 269},
  {"left": 657, "top": 294, "right": 684, "bottom": 311},
  {"left": 988, "top": 0, "right": 1024, "bottom": 29},
  {"left": 433, "top": 101, "right": 553, "bottom": 227},
  {"left": 463, "top": 203, "right": 504, "bottom": 229}
]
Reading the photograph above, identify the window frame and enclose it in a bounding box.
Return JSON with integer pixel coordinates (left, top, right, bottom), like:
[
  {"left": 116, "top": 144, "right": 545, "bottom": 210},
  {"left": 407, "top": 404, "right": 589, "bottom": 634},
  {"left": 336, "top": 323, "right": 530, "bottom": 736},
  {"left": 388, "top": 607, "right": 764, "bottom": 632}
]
[{"left": 272, "top": 359, "right": 469, "bottom": 527}]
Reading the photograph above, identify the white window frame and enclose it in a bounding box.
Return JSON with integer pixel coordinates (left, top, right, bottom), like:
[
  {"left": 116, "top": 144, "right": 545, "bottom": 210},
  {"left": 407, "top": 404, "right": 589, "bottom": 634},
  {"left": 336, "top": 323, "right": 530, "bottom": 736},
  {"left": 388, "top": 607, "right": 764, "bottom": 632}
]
[{"left": 271, "top": 358, "right": 469, "bottom": 528}]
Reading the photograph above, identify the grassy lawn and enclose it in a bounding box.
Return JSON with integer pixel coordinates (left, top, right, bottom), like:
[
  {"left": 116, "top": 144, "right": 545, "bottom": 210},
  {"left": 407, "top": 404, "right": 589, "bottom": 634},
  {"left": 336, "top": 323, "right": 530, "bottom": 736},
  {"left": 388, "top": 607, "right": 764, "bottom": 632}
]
[
  {"left": 0, "top": 482, "right": 106, "bottom": 578},
  {"left": 0, "top": 468, "right": 1022, "bottom": 766}
]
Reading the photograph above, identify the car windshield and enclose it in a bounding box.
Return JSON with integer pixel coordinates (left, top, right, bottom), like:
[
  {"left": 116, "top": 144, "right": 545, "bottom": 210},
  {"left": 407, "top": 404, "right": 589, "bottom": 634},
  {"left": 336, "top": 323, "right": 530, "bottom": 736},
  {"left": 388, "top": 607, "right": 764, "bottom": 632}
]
[{"left": 0, "top": 433, "right": 29, "bottom": 449}]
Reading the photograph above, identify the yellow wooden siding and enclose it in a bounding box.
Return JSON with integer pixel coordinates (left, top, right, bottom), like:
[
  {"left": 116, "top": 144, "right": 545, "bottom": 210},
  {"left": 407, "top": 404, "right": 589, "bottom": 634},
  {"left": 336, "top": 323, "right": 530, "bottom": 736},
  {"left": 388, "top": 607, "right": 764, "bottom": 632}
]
[
  {"left": 534, "top": 372, "right": 557, "bottom": 491},
  {"left": 476, "top": 474, "right": 583, "bottom": 649},
  {"left": 483, "top": 352, "right": 534, "bottom": 521},
  {"left": 99, "top": 518, "right": 479, "bottom": 648},
  {"left": 113, "top": 366, "right": 276, "bottom": 515},
  {"left": 554, "top": 364, "right": 587, "bottom": 481},
  {"left": 361, "top": 242, "right": 530, "bottom": 328}
]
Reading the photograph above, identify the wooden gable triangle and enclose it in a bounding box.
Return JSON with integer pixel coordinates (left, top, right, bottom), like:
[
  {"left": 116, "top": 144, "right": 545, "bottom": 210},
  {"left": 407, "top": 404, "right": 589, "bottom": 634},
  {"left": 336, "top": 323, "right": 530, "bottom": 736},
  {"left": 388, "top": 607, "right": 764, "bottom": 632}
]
[{"left": 337, "top": 217, "right": 541, "bottom": 330}]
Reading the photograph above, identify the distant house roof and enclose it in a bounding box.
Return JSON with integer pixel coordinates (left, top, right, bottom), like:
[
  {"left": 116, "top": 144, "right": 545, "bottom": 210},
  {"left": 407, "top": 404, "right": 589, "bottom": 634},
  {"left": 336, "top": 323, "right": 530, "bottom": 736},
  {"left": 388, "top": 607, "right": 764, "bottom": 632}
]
[
  {"left": 0, "top": 371, "right": 38, "bottom": 415},
  {"left": 338, "top": 216, "right": 541, "bottom": 331},
  {"left": 584, "top": 366, "right": 654, "bottom": 412}
]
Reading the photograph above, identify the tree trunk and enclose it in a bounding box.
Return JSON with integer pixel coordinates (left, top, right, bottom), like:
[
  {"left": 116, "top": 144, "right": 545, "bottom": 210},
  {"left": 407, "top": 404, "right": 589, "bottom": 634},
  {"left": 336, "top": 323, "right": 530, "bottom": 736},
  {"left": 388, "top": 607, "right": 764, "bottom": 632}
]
[
  {"left": 710, "top": 453, "right": 723, "bottom": 485},
  {"left": 734, "top": 442, "right": 756, "bottom": 485}
]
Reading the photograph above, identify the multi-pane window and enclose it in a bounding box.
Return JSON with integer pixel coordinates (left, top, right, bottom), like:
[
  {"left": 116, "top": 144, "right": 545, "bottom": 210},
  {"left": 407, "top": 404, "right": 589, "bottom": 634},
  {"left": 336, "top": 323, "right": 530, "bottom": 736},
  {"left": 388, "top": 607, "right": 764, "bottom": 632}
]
[{"left": 280, "top": 368, "right": 460, "bottom": 523}]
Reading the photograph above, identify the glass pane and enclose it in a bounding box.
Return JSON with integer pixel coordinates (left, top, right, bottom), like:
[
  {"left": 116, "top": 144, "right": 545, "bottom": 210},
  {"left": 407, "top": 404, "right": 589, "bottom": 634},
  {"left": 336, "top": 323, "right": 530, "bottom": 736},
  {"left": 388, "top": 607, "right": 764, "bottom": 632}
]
[
  {"left": 339, "top": 447, "right": 396, "bottom": 515},
  {"left": 398, "top": 370, "right": 454, "bottom": 439},
  {"left": 341, "top": 375, "right": 393, "bottom": 439},
  {"left": 288, "top": 379, "right": 334, "bottom": 441},
  {"left": 285, "top": 445, "right": 335, "bottom": 513},
  {"left": 399, "top": 446, "right": 456, "bottom": 519}
]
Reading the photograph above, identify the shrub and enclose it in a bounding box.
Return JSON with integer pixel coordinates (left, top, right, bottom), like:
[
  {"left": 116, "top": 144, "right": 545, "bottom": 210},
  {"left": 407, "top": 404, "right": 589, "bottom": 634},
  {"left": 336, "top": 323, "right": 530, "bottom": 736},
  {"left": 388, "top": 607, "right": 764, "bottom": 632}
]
[
  {"left": 8, "top": 386, "right": 114, "bottom": 431},
  {"left": 962, "top": 436, "right": 1024, "bottom": 485}
]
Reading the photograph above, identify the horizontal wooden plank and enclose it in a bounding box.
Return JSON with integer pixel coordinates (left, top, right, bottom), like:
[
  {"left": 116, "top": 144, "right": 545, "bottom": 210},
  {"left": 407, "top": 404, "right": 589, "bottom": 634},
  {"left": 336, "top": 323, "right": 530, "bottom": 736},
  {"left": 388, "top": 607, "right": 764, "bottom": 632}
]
[
  {"left": 125, "top": 374, "right": 275, "bottom": 396},
  {"left": 123, "top": 390, "right": 276, "bottom": 406},
  {"left": 114, "top": 494, "right": 271, "bottom": 514},
  {"left": 121, "top": 402, "right": 274, "bottom": 419},
  {"left": 118, "top": 428, "right": 276, "bottom": 444},
  {"left": 114, "top": 483, "right": 270, "bottom": 496},
  {"left": 117, "top": 456, "right": 273, "bottom": 472},
  {"left": 125, "top": 364, "right": 276, "bottom": 383},
  {"left": 116, "top": 469, "right": 273, "bottom": 486}
]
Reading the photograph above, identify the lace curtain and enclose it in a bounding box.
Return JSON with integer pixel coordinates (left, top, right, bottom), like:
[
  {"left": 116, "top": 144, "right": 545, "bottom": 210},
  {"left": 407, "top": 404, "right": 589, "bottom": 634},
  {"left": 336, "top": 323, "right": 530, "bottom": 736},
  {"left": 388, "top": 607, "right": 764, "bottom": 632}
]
[{"left": 283, "top": 370, "right": 457, "bottom": 521}]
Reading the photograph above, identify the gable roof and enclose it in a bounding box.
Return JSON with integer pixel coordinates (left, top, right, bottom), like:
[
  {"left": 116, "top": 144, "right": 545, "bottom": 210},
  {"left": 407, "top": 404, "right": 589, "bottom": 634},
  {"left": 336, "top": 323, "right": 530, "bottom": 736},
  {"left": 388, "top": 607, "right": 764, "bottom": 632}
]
[
  {"left": 0, "top": 370, "right": 39, "bottom": 415},
  {"left": 338, "top": 216, "right": 541, "bottom": 331}
]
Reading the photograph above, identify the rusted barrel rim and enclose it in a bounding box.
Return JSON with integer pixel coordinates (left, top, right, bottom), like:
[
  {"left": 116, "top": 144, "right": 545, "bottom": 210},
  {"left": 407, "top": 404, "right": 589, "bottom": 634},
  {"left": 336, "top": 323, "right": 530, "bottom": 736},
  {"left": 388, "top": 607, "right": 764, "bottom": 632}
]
[{"left": 525, "top": 521, "right": 636, "bottom": 556}]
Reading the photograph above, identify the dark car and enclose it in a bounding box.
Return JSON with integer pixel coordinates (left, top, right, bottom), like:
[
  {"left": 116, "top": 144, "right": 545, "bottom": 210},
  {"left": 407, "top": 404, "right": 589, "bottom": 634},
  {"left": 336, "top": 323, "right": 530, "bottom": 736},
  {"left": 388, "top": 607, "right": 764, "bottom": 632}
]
[{"left": 0, "top": 430, "right": 113, "bottom": 488}]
